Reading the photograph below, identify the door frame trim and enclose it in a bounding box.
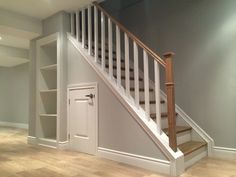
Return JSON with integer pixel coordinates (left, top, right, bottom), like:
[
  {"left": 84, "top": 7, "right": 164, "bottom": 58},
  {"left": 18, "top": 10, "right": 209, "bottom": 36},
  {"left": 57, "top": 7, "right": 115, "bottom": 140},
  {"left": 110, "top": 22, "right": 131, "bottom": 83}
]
[{"left": 67, "top": 82, "right": 98, "bottom": 155}]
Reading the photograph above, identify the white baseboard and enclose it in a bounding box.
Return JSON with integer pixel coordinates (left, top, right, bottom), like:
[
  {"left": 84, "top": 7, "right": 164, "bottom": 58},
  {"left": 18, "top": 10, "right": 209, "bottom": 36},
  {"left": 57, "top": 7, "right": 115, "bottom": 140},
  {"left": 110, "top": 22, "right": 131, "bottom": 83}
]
[
  {"left": 27, "top": 136, "right": 37, "bottom": 145},
  {"left": 97, "top": 147, "right": 170, "bottom": 175},
  {"left": 58, "top": 141, "right": 69, "bottom": 150},
  {"left": 28, "top": 136, "right": 69, "bottom": 150},
  {"left": 212, "top": 146, "right": 236, "bottom": 160},
  {"left": 0, "top": 121, "right": 28, "bottom": 129}
]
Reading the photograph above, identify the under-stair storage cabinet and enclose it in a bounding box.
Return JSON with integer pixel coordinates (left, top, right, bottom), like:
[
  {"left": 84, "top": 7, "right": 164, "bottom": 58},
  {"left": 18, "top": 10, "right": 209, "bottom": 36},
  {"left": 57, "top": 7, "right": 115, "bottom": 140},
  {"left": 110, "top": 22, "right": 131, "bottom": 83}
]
[{"left": 36, "top": 33, "right": 65, "bottom": 148}]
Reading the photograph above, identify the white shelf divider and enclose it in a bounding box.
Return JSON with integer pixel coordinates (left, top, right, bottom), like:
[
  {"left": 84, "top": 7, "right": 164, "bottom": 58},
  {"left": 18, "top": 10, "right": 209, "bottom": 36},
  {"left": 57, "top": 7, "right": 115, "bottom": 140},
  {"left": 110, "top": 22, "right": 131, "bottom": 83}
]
[
  {"left": 40, "top": 64, "right": 57, "bottom": 71},
  {"left": 40, "top": 89, "right": 57, "bottom": 93},
  {"left": 39, "top": 114, "right": 57, "bottom": 117}
]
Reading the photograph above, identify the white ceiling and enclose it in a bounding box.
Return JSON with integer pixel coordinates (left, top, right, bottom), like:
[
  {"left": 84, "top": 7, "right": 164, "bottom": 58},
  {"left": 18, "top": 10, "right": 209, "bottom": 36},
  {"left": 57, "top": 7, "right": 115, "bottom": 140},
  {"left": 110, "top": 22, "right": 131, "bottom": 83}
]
[{"left": 0, "top": 0, "right": 94, "bottom": 20}]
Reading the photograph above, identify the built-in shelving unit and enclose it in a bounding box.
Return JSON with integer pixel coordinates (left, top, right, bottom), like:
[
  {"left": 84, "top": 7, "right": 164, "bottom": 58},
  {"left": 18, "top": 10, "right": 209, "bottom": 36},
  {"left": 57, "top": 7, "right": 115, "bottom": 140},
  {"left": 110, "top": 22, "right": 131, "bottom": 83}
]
[{"left": 36, "top": 33, "right": 59, "bottom": 148}]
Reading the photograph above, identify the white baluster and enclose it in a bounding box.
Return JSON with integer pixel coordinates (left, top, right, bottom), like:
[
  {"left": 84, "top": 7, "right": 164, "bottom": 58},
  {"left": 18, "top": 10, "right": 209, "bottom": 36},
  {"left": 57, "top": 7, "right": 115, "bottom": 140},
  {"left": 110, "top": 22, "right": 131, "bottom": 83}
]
[
  {"left": 155, "top": 60, "right": 162, "bottom": 134},
  {"left": 125, "top": 33, "right": 130, "bottom": 96},
  {"left": 70, "top": 13, "right": 75, "bottom": 36},
  {"left": 76, "top": 11, "right": 80, "bottom": 41},
  {"left": 116, "top": 25, "right": 121, "bottom": 86},
  {"left": 143, "top": 50, "right": 150, "bottom": 119},
  {"left": 133, "top": 41, "right": 139, "bottom": 107},
  {"left": 94, "top": 6, "right": 98, "bottom": 62},
  {"left": 82, "top": 9, "right": 86, "bottom": 48},
  {"left": 88, "top": 6, "right": 92, "bottom": 55},
  {"left": 108, "top": 18, "right": 113, "bottom": 78},
  {"left": 101, "top": 12, "right": 105, "bottom": 70}
]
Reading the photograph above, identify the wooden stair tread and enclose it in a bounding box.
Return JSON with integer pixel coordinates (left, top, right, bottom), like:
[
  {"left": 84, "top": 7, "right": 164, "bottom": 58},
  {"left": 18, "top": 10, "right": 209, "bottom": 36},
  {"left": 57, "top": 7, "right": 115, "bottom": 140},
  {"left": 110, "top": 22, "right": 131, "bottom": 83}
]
[
  {"left": 114, "top": 75, "right": 143, "bottom": 81},
  {"left": 162, "top": 126, "right": 192, "bottom": 135},
  {"left": 178, "top": 141, "right": 207, "bottom": 156},
  {"left": 105, "top": 64, "right": 134, "bottom": 72},
  {"left": 92, "top": 46, "right": 116, "bottom": 54},
  {"left": 98, "top": 54, "right": 125, "bottom": 62},
  {"left": 131, "top": 88, "right": 154, "bottom": 92},
  {"left": 150, "top": 112, "right": 178, "bottom": 119},
  {"left": 139, "top": 100, "right": 165, "bottom": 104}
]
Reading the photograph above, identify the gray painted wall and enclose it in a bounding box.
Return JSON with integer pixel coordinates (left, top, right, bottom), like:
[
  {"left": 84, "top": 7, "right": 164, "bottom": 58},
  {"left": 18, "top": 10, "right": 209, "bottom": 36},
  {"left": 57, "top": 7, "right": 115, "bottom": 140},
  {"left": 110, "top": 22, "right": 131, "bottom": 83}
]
[
  {"left": 67, "top": 41, "right": 167, "bottom": 160},
  {"left": 102, "top": 0, "right": 236, "bottom": 148},
  {"left": 0, "top": 63, "right": 29, "bottom": 124}
]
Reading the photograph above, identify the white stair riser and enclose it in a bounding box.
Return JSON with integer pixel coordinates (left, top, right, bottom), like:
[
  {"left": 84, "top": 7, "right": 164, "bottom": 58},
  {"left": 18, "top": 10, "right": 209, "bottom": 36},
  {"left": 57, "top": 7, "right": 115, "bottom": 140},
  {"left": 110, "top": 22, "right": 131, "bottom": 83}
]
[
  {"left": 149, "top": 103, "right": 166, "bottom": 114},
  {"left": 130, "top": 91, "right": 155, "bottom": 102},
  {"left": 121, "top": 79, "right": 145, "bottom": 88},
  {"left": 99, "top": 60, "right": 126, "bottom": 68},
  {"left": 161, "top": 130, "right": 191, "bottom": 145},
  {"left": 161, "top": 116, "right": 189, "bottom": 129},
  {"left": 176, "top": 131, "right": 192, "bottom": 145},
  {"left": 184, "top": 146, "right": 207, "bottom": 168}
]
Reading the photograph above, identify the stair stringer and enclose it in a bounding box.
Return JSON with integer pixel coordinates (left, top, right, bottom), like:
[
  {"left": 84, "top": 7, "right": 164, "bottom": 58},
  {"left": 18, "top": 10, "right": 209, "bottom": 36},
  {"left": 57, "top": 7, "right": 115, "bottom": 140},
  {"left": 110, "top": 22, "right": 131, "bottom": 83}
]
[
  {"left": 67, "top": 33, "right": 184, "bottom": 176},
  {"left": 141, "top": 65, "right": 215, "bottom": 157},
  {"left": 159, "top": 90, "right": 215, "bottom": 156}
]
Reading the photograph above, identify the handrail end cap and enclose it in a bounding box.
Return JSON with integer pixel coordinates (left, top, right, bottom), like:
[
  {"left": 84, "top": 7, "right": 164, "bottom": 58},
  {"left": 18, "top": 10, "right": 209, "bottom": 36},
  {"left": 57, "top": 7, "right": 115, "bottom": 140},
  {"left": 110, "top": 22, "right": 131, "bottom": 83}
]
[{"left": 163, "top": 52, "right": 175, "bottom": 58}]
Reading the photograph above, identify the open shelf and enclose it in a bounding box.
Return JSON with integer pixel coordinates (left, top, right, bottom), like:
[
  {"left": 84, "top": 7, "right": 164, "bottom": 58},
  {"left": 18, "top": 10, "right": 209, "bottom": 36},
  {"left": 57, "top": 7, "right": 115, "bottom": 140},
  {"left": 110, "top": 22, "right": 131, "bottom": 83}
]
[
  {"left": 40, "top": 89, "right": 57, "bottom": 93},
  {"left": 39, "top": 41, "right": 57, "bottom": 67},
  {"left": 40, "top": 64, "right": 57, "bottom": 71},
  {"left": 39, "top": 93, "right": 57, "bottom": 115},
  {"left": 40, "top": 114, "right": 57, "bottom": 117},
  {"left": 39, "top": 69, "right": 57, "bottom": 90},
  {"left": 38, "top": 117, "right": 57, "bottom": 140}
]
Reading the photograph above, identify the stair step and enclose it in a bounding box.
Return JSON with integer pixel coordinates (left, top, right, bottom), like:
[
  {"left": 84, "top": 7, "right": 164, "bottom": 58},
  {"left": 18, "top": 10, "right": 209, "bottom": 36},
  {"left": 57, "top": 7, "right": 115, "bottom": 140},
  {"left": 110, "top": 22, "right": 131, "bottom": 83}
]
[
  {"left": 98, "top": 55, "right": 125, "bottom": 62},
  {"left": 105, "top": 65, "right": 134, "bottom": 72},
  {"left": 114, "top": 75, "right": 143, "bottom": 81},
  {"left": 92, "top": 46, "right": 116, "bottom": 54},
  {"left": 86, "top": 45, "right": 116, "bottom": 55},
  {"left": 131, "top": 88, "right": 154, "bottom": 92},
  {"left": 162, "top": 126, "right": 192, "bottom": 135},
  {"left": 139, "top": 100, "right": 165, "bottom": 105},
  {"left": 150, "top": 112, "right": 178, "bottom": 119},
  {"left": 178, "top": 141, "right": 207, "bottom": 156}
]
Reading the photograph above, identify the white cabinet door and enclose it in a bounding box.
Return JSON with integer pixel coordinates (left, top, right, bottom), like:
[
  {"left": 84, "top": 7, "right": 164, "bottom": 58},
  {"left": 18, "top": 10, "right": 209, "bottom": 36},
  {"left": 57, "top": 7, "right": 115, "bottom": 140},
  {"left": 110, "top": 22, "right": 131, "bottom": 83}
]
[{"left": 69, "top": 86, "right": 97, "bottom": 155}]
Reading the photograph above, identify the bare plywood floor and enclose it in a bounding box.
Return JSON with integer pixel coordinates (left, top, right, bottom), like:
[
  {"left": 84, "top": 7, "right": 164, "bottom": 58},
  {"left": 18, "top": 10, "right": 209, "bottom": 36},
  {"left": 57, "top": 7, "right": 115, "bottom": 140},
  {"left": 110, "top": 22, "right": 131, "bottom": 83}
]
[{"left": 0, "top": 126, "right": 236, "bottom": 177}]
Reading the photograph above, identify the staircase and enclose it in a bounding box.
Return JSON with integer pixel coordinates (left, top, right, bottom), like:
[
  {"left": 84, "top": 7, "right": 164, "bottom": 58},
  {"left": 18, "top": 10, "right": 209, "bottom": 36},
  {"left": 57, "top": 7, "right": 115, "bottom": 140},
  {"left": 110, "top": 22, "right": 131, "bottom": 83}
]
[{"left": 68, "top": 2, "right": 212, "bottom": 176}]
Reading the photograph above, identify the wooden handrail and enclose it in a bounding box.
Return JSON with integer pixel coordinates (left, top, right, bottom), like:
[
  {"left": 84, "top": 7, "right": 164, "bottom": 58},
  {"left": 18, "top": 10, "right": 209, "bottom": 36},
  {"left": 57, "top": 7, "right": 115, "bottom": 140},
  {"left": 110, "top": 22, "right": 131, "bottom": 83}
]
[
  {"left": 93, "top": 1, "right": 166, "bottom": 68},
  {"left": 164, "top": 52, "right": 177, "bottom": 152}
]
